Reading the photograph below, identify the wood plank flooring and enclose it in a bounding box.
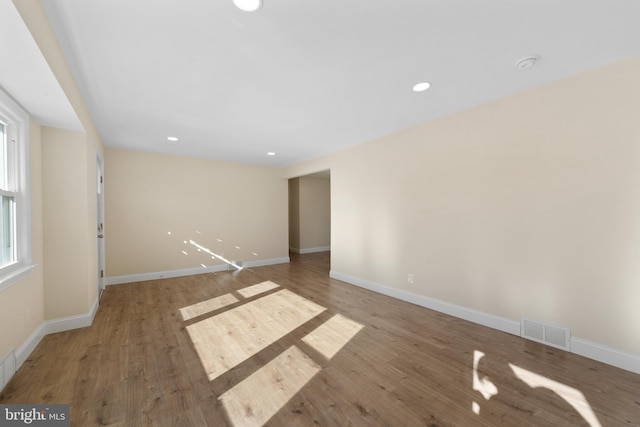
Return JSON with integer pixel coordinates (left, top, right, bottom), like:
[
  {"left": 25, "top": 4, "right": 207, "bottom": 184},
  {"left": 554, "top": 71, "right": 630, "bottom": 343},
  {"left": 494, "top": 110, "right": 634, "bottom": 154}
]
[{"left": 2, "top": 252, "right": 639, "bottom": 426}]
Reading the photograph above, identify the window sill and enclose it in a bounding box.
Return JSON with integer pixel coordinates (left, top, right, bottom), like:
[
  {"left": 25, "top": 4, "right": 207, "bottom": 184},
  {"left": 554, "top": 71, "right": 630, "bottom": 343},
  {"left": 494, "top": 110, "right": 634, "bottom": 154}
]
[{"left": 0, "top": 263, "right": 36, "bottom": 292}]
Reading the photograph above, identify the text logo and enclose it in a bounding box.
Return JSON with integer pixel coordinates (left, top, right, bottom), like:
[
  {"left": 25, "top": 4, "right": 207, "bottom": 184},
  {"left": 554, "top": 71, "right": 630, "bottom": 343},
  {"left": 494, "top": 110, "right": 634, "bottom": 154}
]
[{"left": 0, "top": 405, "right": 69, "bottom": 426}]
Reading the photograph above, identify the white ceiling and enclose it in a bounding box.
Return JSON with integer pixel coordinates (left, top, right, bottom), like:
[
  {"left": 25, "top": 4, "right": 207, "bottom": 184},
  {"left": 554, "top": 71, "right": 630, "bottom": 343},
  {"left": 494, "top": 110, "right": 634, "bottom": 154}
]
[
  {"left": 0, "top": 0, "right": 82, "bottom": 131},
  {"left": 39, "top": 0, "right": 640, "bottom": 166}
]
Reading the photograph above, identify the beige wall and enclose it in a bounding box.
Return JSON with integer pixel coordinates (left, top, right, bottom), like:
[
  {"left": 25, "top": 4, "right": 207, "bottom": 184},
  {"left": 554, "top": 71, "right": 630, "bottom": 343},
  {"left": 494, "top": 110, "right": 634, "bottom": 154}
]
[
  {"left": 0, "top": 0, "right": 104, "bottom": 362},
  {"left": 299, "top": 176, "right": 331, "bottom": 250},
  {"left": 104, "top": 149, "right": 289, "bottom": 277},
  {"left": 15, "top": 0, "right": 102, "bottom": 319},
  {"left": 41, "top": 128, "right": 92, "bottom": 319},
  {"left": 0, "top": 119, "right": 45, "bottom": 360},
  {"left": 286, "top": 56, "right": 640, "bottom": 356}
]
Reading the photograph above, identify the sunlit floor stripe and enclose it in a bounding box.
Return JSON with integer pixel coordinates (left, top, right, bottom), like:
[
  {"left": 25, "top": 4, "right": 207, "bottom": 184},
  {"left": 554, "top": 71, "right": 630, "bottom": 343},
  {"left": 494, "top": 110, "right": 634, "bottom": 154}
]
[
  {"left": 510, "top": 364, "right": 602, "bottom": 427},
  {"left": 179, "top": 293, "right": 239, "bottom": 321},
  {"left": 236, "top": 280, "right": 280, "bottom": 298},
  {"left": 186, "top": 289, "right": 326, "bottom": 381},
  {"left": 301, "top": 313, "right": 364, "bottom": 360},
  {"left": 219, "top": 345, "right": 321, "bottom": 427}
]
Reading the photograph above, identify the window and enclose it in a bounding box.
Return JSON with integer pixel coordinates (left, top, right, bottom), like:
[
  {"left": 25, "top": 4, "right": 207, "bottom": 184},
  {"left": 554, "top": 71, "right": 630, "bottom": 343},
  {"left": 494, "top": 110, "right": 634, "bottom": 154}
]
[
  {"left": 0, "top": 88, "right": 33, "bottom": 290},
  {"left": 1, "top": 122, "right": 16, "bottom": 265}
]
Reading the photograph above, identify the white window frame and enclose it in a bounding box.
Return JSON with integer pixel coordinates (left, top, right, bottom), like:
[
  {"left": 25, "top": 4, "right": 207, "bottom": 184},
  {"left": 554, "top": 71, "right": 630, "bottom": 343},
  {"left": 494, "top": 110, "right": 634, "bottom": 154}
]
[{"left": 0, "top": 87, "right": 34, "bottom": 291}]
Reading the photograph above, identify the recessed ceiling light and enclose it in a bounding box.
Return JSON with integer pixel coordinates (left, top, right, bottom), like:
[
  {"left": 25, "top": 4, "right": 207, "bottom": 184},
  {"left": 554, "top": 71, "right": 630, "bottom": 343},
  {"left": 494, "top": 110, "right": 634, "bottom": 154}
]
[
  {"left": 233, "top": 0, "right": 262, "bottom": 12},
  {"left": 267, "top": 152, "right": 276, "bottom": 156},
  {"left": 412, "top": 82, "right": 431, "bottom": 92},
  {"left": 167, "top": 136, "right": 179, "bottom": 142}
]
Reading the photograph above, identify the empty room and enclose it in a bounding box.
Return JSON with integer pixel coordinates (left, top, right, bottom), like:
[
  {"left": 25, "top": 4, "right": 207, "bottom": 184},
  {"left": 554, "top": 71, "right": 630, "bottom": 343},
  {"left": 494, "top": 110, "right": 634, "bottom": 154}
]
[{"left": 1, "top": 0, "right": 639, "bottom": 425}]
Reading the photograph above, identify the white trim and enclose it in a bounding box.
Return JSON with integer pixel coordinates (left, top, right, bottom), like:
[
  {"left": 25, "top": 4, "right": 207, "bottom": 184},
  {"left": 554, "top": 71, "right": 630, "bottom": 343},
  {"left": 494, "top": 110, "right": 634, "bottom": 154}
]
[
  {"left": 1, "top": 348, "right": 16, "bottom": 392},
  {"left": 571, "top": 337, "right": 640, "bottom": 375},
  {"left": 44, "top": 295, "right": 99, "bottom": 335},
  {"left": 0, "top": 263, "right": 36, "bottom": 291},
  {"left": 105, "top": 264, "right": 229, "bottom": 286},
  {"left": 96, "top": 151, "right": 105, "bottom": 294},
  {"left": 8, "top": 296, "right": 100, "bottom": 383},
  {"left": 15, "top": 322, "right": 46, "bottom": 369},
  {"left": 330, "top": 270, "right": 640, "bottom": 374},
  {"left": 105, "top": 257, "right": 290, "bottom": 286},
  {"left": 330, "top": 270, "right": 520, "bottom": 336},
  {"left": 243, "top": 256, "right": 290, "bottom": 268},
  {"left": 290, "top": 246, "right": 330, "bottom": 254},
  {"left": 0, "top": 86, "right": 32, "bottom": 291}
]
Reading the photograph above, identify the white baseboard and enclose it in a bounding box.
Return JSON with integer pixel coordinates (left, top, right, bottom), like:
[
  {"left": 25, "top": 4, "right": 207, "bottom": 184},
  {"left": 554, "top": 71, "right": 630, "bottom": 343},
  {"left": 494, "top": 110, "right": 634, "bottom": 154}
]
[
  {"left": 243, "top": 256, "right": 290, "bottom": 268},
  {"left": 105, "top": 264, "right": 229, "bottom": 286},
  {"left": 106, "top": 257, "right": 290, "bottom": 286},
  {"left": 5, "top": 296, "right": 100, "bottom": 391},
  {"left": 290, "top": 246, "right": 330, "bottom": 254},
  {"left": 572, "top": 337, "right": 640, "bottom": 374},
  {"left": 330, "top": 270, "right": 520, "bottom": 336},
  {"left": 330, "top": 270, "right": 640, "bottom": 374},
  {"left": 1, "top": 348, "right": 16, "bottom": 392},
  {"left": 45, "top": 295, "right": 99, "bottom": 335},
  {"left": 14, "top": 323, "right": 46, "bottom": 370}
]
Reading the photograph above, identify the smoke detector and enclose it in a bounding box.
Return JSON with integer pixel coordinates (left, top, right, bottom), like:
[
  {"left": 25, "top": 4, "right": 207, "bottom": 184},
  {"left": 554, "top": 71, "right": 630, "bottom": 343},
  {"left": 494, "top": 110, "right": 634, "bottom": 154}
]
[{"left": 516, "top": 56, "right": 539, "bottom": 70}]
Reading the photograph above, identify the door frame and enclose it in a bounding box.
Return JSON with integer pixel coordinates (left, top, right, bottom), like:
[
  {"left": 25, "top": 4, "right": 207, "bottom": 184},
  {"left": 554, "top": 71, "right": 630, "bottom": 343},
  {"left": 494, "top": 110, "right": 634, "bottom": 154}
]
[{"left": 96, "top": 152, "right": 105, "bottom": 295}]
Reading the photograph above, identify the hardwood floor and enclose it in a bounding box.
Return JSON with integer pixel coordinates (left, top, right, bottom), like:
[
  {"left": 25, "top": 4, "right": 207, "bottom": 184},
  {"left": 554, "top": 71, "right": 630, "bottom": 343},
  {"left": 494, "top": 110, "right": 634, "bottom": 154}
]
[{"left": 2, "top": 252, "right": 639, "bottom": 426}]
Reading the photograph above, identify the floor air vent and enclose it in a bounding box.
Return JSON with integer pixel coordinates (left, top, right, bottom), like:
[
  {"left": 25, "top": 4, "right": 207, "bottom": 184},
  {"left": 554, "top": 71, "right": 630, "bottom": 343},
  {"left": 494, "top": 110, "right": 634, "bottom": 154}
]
[
  {"left": 1, "top": 349, "right": 16, "bottom": 392},
  {"left": 521, "top": 318, "right": 571, "bottom": 351}
]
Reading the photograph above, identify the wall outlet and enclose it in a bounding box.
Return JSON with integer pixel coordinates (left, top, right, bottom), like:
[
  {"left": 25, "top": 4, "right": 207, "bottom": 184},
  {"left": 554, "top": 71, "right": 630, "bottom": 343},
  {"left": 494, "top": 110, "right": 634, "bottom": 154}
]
[{"left": 408, "top": 274, "right": 414, "bottom": 284}]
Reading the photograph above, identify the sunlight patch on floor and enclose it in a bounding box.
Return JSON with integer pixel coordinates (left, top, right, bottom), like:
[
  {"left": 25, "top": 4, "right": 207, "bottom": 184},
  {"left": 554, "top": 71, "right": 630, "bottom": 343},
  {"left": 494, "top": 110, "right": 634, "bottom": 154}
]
[
  {"left": 471, "top": 350, "right": 498, "bottom": 415},
  {"left": 219, "top": 345, "right": 321, "bottom": 427},
  {"left": 186, "top": 289, "right": 326, "bottom": 381},
  {"left": 236, "top": 280, "right": 280, "bottom": 298},
  {"left": 509, "top": 363, "right": 602, "bottom": 427},
  {"left": 179, "top": 281, "right": 281, "bottom": 321},
  {"left": 302, "top": 313, "right": 364, "bottom": 360},
  {"left": 179, "top": 293, "right": 239, "bottom": 321},
  {"left": 183, "top": 281, "right": 365, "bottom": 424}
]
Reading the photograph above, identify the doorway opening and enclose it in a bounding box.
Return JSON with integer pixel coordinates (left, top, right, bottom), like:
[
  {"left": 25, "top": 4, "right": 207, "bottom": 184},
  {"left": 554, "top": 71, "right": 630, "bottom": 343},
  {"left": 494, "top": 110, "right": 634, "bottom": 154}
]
[{"left": 288, "top": 170, "right": 331, "bottom": 272}]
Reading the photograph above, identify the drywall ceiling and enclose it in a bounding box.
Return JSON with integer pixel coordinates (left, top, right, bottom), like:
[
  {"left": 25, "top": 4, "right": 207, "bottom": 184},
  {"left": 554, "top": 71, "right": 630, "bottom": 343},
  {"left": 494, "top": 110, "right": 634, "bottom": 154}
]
[
  {"left": 41, "top": 0, "right": 640, "bottom": 166},
  {"left": 0, "top": 0, "right": 81, "bottom": 131}
]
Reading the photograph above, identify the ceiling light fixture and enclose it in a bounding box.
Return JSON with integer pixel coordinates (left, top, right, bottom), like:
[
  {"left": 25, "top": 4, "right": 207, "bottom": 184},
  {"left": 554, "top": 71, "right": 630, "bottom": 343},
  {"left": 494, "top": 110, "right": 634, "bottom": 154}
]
[
  {"left": 233, "top": 0, "right": 262, "bottom": 12},
  {"left": 412, "top": 82, "right": 431, "bottom": 92},
  {"left": 167, "top": 136, "right": 179, "bottom": 141},
  {"left": 516, "top": 56, "right": 538, "bottom": 70},
  {"left": 267, "top": 152, "right": 276, "bottom": 156}
]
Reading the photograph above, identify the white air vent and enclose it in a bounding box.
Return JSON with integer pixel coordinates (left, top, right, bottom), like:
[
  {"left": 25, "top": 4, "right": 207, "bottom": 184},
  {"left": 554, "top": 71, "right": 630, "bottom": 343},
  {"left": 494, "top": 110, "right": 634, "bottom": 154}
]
[
  {"left": 521, "top": 318, "right": 571, "bottom": 351},
  {"left": 523, "top": 319, "right": 544, "bottom": 341},
  {"left": 1, "top": 349, "right": 16, "bottom": 392}
]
